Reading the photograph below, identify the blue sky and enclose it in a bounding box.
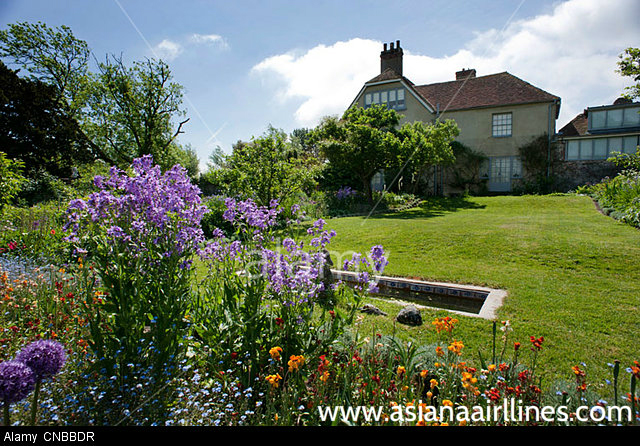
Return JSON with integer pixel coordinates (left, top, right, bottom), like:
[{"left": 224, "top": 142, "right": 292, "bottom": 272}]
[{"left": 1, "top": 0, "right": 638, "bottom": 171}]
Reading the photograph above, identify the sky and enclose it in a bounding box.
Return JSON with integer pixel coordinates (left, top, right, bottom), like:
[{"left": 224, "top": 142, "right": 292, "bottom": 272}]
[{"left": 1, "top": 0, "right": 638, "bottom": 171}]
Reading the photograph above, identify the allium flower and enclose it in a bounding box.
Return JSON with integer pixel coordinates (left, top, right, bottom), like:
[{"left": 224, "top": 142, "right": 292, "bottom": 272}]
[
  {"left": 15, "top": 340, "right": 66, "bottom": 380},
  {"left": 0, "top": 361, "right": 35, "bottom": 403}
]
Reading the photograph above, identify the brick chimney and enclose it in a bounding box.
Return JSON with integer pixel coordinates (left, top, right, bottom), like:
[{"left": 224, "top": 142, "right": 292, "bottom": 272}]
[
  {"left": 380, "top": 40, "right": 403, "bottom": 76},
  {"left": 456, "top": 68, "right": 476, "bottom": 81}
]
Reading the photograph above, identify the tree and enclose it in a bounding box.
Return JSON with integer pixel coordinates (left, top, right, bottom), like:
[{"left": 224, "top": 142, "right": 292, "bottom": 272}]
[
  {"left": 617, "top": 47, "right": 640, "bottom": 100},
  {"left": 223, "top": 127, "right": 320, "bottom": 207},
  {"left": 313, "top": 105, "right": 401, "bottom": 202},
  {"left": 0, "top": 61, "right": 95, "bottom": 179},
  {"left": 395, "top": 119, "right": 459, "bottom": 194},
  {"left": 0, "top": 22, "right": 194, "bottom": 172},
  {"left": 84, "top": 56, "right": 190, "bottom": 170},
  {"left": 0, "top": 21, "right": 91, "bottom": 117}
]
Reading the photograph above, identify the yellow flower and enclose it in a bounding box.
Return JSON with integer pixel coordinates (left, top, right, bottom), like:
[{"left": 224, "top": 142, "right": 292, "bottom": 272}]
[
  {"left": 269, "top": 346, "right": 283, "bottom": 361},
  {"left": 430, "top": 379, "right": 438, "bottom": 389},
  {"left": 442, "top": 399, "right": 453, "bottom": 407},
  {"left": 447, "top": 340, "right": 464, "bottom": 355},
  {"left": 320, "top": 371, "right": 330, "bottom": 382},
  {"left": 488, "top": 364, "right": 496, "bottom": 372},
  {"left": 397, "top": 366, "right": 406, "bottom": 377},
  {"left": 265, "top": 373, "right": 282, "bottom": 389},
  {"left": 288, "top": 355, "right": 305, "bottom": 372},
  {"left": 420, "top": 369, "right": 429, "bottom": 378}
]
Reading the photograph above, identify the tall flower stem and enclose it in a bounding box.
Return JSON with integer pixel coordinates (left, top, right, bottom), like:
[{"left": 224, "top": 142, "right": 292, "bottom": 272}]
[
  {"left": 3, "top": 401, "right": 9, "bottom": 426},
  {"left": 29, "top": 380, "right": 41, "bottom": 426}
]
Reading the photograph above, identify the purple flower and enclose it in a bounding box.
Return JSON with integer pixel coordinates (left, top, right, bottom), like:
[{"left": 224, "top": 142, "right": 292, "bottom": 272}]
[
  {"left": 0, "top": 361, "right": 35, "bottom": 403},
  {"left": 15, "top": 340, "right": 66, "bottom": 380}
]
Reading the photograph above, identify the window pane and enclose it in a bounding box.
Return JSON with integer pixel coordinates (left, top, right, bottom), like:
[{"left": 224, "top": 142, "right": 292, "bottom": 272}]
[
  {"left": 593, "top": 138, "right": 607, "bottom": 158},
  {"left": 623, "top": 107, "right": 640, "bottom": 126},
  {"left": 492, "top": 113, "right": 512, "bottom": 137},
  {"left": 365, "top": 94, "right": 372, "bottom": 105},
  {"left": 623, "top": 136, "right": 638, "bottom": 154},
  {"left": 567, "top": 141, "right": 579, "bottom": 160},
  {"left": 373, "top": 92, "right": 380, "bottom": 104},
  {"left": 397, "top": 89, "right": 404, "bottom": 100},
  {"left": 512, "top": 157, "right": 522, "bottom": 177},
  {"left": 608, "top": 137, "right": 623, "bottom": 153},
  {"left": 607, "top": 109, "right": 623, "bottom": 128},
  {"left": 389, "top": 90, "right": 396, "bottom": 102},
  {"left": 590, "top": 111, "right": 606, "bottom": 129},
  {"left": 579, "top": 140, "right": 592, "bottom": 160},
  {"left": 381, "top": 91, "right": 388, "bottom": 104}
]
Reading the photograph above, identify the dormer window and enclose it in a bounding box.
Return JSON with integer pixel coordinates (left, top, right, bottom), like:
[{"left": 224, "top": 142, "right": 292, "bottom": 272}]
[
  {"left": 364, "top": 88, "right": 406, "bottom": 111},
  {"left": 588, "top": 106, "right": 640, "bottom": 132}
]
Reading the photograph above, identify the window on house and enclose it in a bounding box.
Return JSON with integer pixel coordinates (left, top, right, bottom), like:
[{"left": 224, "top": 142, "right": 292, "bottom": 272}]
[
  {"left": 565, "top": 135, "right": 640, "bottom": 160},
  {"left": 588, "top": 106, "right": 640, "bottom": 131},
  {"left": 492, "top": 113, "right": 512, "bottom": 137},
  {"left": 364, "top": 88, "right": 406, "bottom": 111}
]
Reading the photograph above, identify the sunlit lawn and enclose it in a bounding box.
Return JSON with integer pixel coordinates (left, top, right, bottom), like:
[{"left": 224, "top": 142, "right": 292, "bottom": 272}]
[{"left": 322, "top": 194, "right": 640, "bottom": 391}]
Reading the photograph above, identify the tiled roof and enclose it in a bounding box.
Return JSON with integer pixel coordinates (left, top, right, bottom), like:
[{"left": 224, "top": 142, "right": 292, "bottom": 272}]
[
  {"left": 411, "top": 72, "right": 560, "bottom": 113},
  {"left": 558, "top": 113, "right": 588, "bottom": 137}
]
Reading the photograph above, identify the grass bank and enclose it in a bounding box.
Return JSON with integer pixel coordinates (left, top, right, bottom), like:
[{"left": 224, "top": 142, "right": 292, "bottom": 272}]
[{"left": 323, "top": 194, "right": 640, "bottom": 390}]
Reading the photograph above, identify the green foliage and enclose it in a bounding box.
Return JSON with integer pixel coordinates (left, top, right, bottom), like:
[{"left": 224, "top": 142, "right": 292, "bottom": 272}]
[
  {"left": 84, "top": 55, "right": 189, "bottom": 170},
  {"left": 394, "top": 119, "right": 459, "bottom": 195},
  {"left": 515, "top": 134, "right": 561, "bottom": 194},
  {"left": 0, "top": 62, "right": 95, "bottom": 181},
  {"left": 617, "top": 47, "right": 640, "bottom": 100},
  {"left": 0, "top": 21, "right": 195, "bottom": 173},
  {"left": 220, "top": 126, "right": 320, "bottom": 207},
  {"left": 0, "top": 201, "right": 68, "bottom": 263},
  {"left": 578, "top": 150, "right": 640, "bottom": 228},
  {"left": 0, "top": 152, "right": 27, "bottom": 209},
  {"left": 200, "top": 196, "right": 235, "bottom": 238},
  {"left": 0, "top": 21, "right": 91, "bottom": 117},
  {"left": 446, "top": 141, "right": 488, "bottom": 193},
  {"left": 313, "top": 105, "right": 402, "bottom": 202}
]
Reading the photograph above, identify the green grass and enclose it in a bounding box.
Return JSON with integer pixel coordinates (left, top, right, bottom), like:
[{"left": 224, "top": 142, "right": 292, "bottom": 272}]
[{"left": 322, "top": 194, "right": 640, "bottom": 391}]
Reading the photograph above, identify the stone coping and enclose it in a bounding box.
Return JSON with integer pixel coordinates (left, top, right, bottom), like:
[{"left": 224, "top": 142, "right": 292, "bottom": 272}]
[{"left": 331, "top": 269, "right": 506, "bottom": 320}]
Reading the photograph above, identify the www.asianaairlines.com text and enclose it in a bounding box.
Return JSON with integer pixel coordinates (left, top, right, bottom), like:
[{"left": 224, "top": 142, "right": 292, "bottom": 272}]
[{"left": 317, "top": 398, "right": 633, "bottom": 424}]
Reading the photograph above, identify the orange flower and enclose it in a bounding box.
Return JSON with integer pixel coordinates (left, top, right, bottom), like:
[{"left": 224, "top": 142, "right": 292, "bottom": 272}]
[
  {"left": 269, "top": 346, "right": 283, "bottom": 361},
  {"left": 397, "top": 366, "right": 406, "bottom": 377},
  {"left": 435, "top": 346, "right": 444, "bottom": 357},
  {"left": 432, "top": 316, "right": 458, "bottom": 334},
  {"left": 265, "top": 373, "right": 282, "bottom": 388},
  {"left": 288, "top": 355, "right": 305, "bottom": 372}
]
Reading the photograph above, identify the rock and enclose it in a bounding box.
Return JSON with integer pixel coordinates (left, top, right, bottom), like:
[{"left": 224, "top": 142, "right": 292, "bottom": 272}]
[
  {"left": 359, "top": 304, "right": 387, "bottom": 316},
  {"left": 396, "top": 305, "right": 423, "bottom": 326}
]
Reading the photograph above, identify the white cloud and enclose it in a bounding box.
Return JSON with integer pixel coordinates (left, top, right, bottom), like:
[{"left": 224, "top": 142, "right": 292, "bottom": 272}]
[
  {"left": 252, "top": 38, "right": 381, "bottom": 127},
  {"left": 153, "top": 33, "right": 228, "bottom": 62},
  {"left": 251, "top": 0, "right": 640, "bottom": 128},
  {"left": 153, "top": 39, "right": 183, "bottom": 61},
  {"left": 190, "top": 33, "right": 229, "bottom": 49}
]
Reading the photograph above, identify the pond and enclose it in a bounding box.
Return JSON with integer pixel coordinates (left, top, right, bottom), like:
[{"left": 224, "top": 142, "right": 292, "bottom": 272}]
[{"left": 332, "top": 270, "right": 506, "bottom": 319}]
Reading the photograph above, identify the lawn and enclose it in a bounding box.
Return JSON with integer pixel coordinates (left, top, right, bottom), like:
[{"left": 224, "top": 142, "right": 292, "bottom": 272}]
[{"left": 321, "top": 194, "right": 640, "bottom": 391}]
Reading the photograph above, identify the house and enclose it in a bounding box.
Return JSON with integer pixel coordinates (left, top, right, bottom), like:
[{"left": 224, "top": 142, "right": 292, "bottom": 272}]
[
  {"left": 556, "top": 98, "right": 640, "bottom": 190},
  {"left": 349, "top": 40, "right": 561, "bottom": 194}
]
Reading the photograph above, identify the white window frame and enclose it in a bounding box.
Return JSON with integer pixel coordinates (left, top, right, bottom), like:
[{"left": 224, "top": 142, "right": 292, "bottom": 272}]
[
  {"left": 364, "top": 87, "right": 406, "bottom": 111},
  {"left": 492, "top": 113, "right": 512, "bottom": 138}
]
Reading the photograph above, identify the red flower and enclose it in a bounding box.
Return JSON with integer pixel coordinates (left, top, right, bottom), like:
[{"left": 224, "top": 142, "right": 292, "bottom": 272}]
[
  {"left": 514, "top": 342, "right": 521, "bottom": 351},
  {"left": 50, "top": 229, "right": 56, "bottom": 235},
  {"left": 529, "top": 336, "right": 544, "bottom": 351},
  {"left": 275, "top": 317, "right": 284, "bottom": 326}
]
